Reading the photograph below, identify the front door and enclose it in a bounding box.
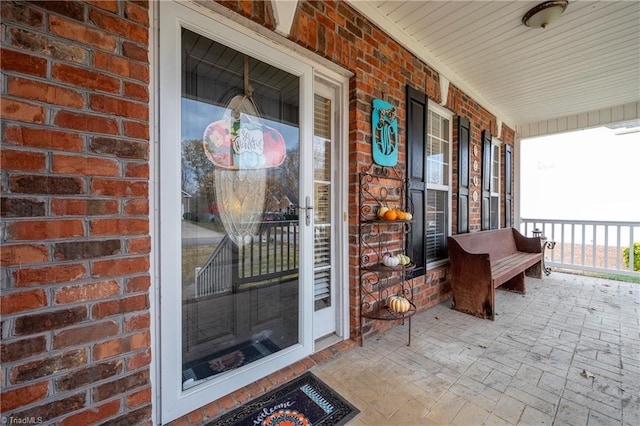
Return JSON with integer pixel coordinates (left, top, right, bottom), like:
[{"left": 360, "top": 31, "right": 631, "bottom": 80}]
[
  {"left": 159, "top": 3, "right": 315, "bottom": 420},
  {"left": 179, "top": 29, "right": 307, "bottom": 382}
]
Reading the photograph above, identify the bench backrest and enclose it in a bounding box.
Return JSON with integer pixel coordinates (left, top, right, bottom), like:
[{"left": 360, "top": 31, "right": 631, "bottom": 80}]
[{"left": 449, "top": 228, "right": 519, "bottom": 260}]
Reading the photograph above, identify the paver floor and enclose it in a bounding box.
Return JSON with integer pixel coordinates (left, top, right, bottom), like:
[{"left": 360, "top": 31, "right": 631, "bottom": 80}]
[{"left": 312, "top": 273, "right": 640, "bottom": 425}]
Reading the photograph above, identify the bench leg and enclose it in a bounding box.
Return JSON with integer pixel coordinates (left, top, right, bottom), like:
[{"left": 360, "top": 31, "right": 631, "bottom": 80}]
[
  {"left": 451, "top": 281, "right": 495, "bottom": 320},
  {"left": 501, "top": 271, "right": 526, "bottom": 294},
  {"left": 525, "top": 261, "right": 542, "bottom": 279}
]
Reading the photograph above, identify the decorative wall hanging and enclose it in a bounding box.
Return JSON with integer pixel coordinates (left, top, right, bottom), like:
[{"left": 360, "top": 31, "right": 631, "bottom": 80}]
[
  {"left": 371, "top": 98, "right": 398, "bottom": 167},
  {"left": 203, "top": 113, "right": 286, "bottom": 170},
  {"left": 202, "top": 57, "right": 286, "bottom": 246}
]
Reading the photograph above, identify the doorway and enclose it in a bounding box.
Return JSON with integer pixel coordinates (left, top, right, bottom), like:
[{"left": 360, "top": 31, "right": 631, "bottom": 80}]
[
  {"left": 313, "top": 81, "right": 341, "bottom": 339},
  {"left": 158, "top": 3, "right": 348, "bottom": 421}
]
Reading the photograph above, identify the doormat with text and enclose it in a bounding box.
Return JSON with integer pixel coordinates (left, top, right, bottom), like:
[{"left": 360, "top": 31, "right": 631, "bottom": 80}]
[{"left": 208, "top": 372, "right": 359, "bottom": 426}]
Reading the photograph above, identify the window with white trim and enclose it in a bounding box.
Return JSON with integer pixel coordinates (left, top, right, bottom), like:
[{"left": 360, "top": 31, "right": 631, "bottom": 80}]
[{"left": 426, "top": 104, "right": 453, "bottom": 264}]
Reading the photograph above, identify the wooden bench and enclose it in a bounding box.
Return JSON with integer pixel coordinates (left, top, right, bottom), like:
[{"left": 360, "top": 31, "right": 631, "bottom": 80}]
[{"left": 447, "top": 228, "right": 542, "bottom": 320}]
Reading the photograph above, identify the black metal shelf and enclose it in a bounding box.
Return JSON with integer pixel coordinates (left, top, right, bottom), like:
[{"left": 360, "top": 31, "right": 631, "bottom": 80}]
[
  {"left": 360, "top": 262, "right": 416, "bottom": 273},
  {"left": 361, "top": 303, "right": 417, "bottom": 321},
  {"left": 358, "top": 165, "right": 415, "bottom": 346}
]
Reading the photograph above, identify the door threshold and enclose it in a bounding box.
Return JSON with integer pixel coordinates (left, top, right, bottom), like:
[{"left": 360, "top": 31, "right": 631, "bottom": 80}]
[{"left": 314, "top": 333, "right": 342, "bottom": 352}]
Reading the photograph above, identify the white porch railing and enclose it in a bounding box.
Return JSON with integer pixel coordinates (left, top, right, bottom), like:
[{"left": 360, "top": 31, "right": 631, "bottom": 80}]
[{"left": 519, "top": 218, "right": 639, "bottom": 278}]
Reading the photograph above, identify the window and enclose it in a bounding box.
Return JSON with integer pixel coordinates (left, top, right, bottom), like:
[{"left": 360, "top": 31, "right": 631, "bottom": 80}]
[
  {"left": 481, "top": 130, "right": 498, "bottom": 231},
  {"left": 490, "top": 140, "right": 501, "bottom": 229},
  {"left": 426, "top": 106, "right": 453, "bottom": 264},
  {"left": 406, "top": 87, "right": 453, "bottom": 273}
]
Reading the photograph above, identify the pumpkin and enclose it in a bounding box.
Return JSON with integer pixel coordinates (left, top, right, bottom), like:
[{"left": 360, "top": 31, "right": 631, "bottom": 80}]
[
  {"left": 382, "top": 255, "right": 400, "bottom": 267},
  {"left": 388, "top": 295, "right": 411, "bottom": 313},
  {"left": 377, "top": 206, "right": 389, "bottom": 218},
  {"left": 383, "top": 210, "right": 397, "bottom": 221}
]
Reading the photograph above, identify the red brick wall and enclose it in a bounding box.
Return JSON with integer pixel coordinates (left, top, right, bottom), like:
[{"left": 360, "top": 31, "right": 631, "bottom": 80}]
[
  {"left": 285, "top": 1, "right": 515, "bottom": 341},
  {"left": 168, "top": 4, "right": 514, "bottom": 426},
  {"left": 1, "top": 0, "right": 516, "bottom": 424},
  {"left": 1, "top": 1, "right": 152, "bottom": 424}
]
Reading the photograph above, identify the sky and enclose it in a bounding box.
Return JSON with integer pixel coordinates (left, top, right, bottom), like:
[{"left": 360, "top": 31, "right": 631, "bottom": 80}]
[{"left": 520, "top": 126, "right": 640, "bottom": 222}]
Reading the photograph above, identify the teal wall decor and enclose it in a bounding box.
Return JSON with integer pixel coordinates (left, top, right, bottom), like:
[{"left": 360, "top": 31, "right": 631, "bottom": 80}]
[{"left": 371, "top": 98, "right": 398, "bottom": 167}]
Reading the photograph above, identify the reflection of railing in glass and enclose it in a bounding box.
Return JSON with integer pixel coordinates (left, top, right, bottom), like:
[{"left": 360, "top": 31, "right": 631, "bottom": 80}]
[
  {"left": 195, "top": 236, "right": 233, "bottom": 298},
  {"left": 196, "top": 220, "right": 299, "bottom": 297}
]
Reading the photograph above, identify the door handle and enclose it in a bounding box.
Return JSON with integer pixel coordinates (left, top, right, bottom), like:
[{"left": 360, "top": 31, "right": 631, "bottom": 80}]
[{"left": 295, "top": 196, "right": 313, "bottom": 226}]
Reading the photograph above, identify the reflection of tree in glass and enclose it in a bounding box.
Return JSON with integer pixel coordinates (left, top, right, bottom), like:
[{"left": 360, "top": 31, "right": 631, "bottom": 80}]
[
  {"left": 283, "top": 149, "right": 299, "bottom": 193},
  {"left": 264, "top": 150, "right": 299, "bottom": 213},
  {"left": 182, "top": 139, "right": 215, "bottom": 220}
]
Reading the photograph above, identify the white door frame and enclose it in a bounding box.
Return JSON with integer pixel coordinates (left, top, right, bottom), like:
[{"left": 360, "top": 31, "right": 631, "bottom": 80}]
[
  {"left": 157, "top": 1, "right": 314, "bottom": 422},
  {"left": 312, "top": 76, "right": 349, "bottom": 341}
]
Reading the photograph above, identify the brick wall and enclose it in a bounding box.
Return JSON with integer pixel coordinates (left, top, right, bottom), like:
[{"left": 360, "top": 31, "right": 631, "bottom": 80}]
[
  {"left": 283, "top": 1, "right": 515, "bottom": 341},
  {"left": 162, "top": 4, "right": 515, "bottom": 426},
  {"left": 1, "top": 1, "right": 151, "bottom": 424},
  {"left": 1, "top": 0, "right": 517, "bottom": 424}
]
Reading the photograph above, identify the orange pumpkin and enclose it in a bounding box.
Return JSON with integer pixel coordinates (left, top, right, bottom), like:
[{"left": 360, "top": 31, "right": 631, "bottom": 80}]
[{"left": 383, "top": 210, "right": 397, "bottom": 221}]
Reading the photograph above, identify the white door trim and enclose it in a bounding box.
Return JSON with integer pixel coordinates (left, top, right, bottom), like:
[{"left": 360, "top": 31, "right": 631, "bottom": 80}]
[
  {"left": 158, "top": 1, "right": 314, "bottom": 422},
  {"left": 312, "top": 74, "right": 350, "bottom": 343}
]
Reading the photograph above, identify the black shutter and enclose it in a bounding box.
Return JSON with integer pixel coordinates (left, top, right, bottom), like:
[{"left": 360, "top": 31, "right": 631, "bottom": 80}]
[
  {"left": 481, "top": 130, "right": 492, "bottom": 230},
  {"left": 457, "top": 117, "right": 470, "bottom": 234},
  {"left": 406, "top": 85, "right": 427, "bottom": 277},
  {"left": 505, "top": 144, "right": 513, "bottom": 228}
]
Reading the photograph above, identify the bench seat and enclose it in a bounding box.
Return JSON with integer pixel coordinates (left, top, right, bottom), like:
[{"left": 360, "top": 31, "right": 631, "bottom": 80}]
[
  {"left": 491, "top": 252, "right": 542, "bottom": 287},
  {"left": 448, "top": 228, "right": 542, "bottom": 320}
]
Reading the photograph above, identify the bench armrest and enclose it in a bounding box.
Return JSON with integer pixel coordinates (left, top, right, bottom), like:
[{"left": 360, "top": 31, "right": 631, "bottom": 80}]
[
  {"left": 447, "top": 236, "right": 494, "bottom": 319},
  {"left": 511, "top": 228, "right": 541, "bottom": 253},
  {"left": 447, "top": 236, "right": 491, "bottom": 275}
]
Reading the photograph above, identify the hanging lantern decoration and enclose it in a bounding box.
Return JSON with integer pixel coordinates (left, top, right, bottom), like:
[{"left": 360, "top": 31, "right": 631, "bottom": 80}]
[{"left": 202, "top": 57, "right": 286, "bottom": 246}]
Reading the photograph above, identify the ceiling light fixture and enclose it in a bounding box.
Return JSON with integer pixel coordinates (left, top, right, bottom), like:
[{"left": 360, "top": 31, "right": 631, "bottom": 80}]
[{"left": 522, "top": 0, "right": 568, "bottom": 29}]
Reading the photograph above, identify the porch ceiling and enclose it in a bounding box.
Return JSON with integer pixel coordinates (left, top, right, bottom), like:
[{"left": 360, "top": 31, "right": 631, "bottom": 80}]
[{"left": 347, "top": 1, "right": 640, "bottom": 128}]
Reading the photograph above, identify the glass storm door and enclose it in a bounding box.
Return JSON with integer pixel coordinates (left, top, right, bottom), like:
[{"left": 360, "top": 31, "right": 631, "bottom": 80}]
[
  {"left": 313, "top": 86, "right": 337, "bottom": 338},
  {"left": 159, "top": 3, "right": 315, "bottom": 421},
  {"left": 179, "top": 29, "right": 304, "bottom": 389}
]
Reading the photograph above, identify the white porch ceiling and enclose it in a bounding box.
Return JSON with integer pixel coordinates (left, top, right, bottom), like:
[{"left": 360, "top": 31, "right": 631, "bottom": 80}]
[{"left": 347, "top": 0, "right": 640, "bottom": 128}]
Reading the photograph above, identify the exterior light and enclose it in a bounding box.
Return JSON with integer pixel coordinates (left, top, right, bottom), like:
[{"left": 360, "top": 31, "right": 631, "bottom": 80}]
[{"left": 522, "top": 0, "right": 568, "bottom": 29}]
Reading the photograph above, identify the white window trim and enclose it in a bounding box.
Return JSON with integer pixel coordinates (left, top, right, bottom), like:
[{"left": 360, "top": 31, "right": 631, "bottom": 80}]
[
  {"left": 157, "top": 2, "right": 316, "bottom": 422},
  {"left": 426, "top": 102, "right": 453, "bottom": 269}
]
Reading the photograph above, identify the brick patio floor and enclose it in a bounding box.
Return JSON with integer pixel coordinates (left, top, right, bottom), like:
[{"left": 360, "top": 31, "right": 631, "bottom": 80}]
[{"left": 312, "top": 272, "right": 640, "bottom": 425}]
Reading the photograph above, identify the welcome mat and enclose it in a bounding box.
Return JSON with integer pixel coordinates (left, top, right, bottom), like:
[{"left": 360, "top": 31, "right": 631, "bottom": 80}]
[
  {"left": 209, "top": 372, "right": 359, "bottom": 426},
  {"left": 183, "top": 339, "right": 280, "bottom": 383}
]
